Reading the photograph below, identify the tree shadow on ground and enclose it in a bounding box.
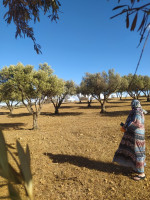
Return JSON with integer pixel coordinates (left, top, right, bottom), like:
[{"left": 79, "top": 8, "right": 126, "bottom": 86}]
[
  {"left": 106, "top": 104, "right": 129, "bottom": 108},
  {"left": 60, "top": 106, "right": 77, "bottom": 109},
  {"left": 0, "top": 123, "right": 25, "bottom": 130},
  {"left": 106, "top": 103, "right": 129, "bottom": 110},
  {"left": 100, "top": 110, "right": 130, "bottom": 117},
  {"left": 0, "top": 112, "right": 10, "bottom": 115},
  {"left": 79, "top": 104, "right": 129, "bottom": 110},
  {"left": 102, "top": 109, "right": 150, "bottom": 117},
  {"left": 44, "top": 153, "right": 132, "bottom": 176},
  {"left": 9, "top": 112, "right": 83, "bottom": 117},
  {"left": 79, "top": 105, "right": 100, "bottom": 110},
  {"left": 108, "top": 100, "right": 130, "bottom": 104},
  {"left": 41, "top": 112, "right": 83, "bottom": 117},
  {"left": 76, "top": 101, "right": 97, "bottom": 104},
  {"left": 10, "top": 113, "right": 31, "bottom": 118}
]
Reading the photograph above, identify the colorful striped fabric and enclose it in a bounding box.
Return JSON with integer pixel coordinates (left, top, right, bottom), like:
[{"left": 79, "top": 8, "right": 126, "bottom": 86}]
[{"left": 113, "top": 107, "right": 146, "bottom": 173}]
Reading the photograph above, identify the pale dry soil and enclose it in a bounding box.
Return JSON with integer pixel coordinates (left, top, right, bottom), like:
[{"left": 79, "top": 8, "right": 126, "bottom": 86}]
[{"left": 0, "top": 98, "right": 150, "bottom": 200}]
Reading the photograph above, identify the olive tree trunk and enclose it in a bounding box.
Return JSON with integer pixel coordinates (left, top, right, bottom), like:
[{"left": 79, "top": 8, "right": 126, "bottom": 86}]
[
  {"left": 100, "top": 101, "right": 106, "bottom": 113},
  {"left": 33, "top": 113, "right": 38, "bottom": 130}
]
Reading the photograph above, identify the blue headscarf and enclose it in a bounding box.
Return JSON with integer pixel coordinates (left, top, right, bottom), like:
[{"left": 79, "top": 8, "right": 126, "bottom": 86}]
[
  {"left": 125, "top": 99, "right": 142, "bottom": 128},
  {"left": 131, "top": 99, "right": 141, "bottom": 109}
]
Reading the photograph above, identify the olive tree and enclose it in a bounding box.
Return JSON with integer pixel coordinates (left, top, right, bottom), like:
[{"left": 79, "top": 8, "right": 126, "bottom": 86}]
[
  {"left": 82, "top": 69, "right": 121, "bottom": 113},
  {"left": 80, "top": 79, "right": 93, "bottom": 107},
  {"left": 50, "top": 80, "right": 76, "bottom": 114},
  {"left": 116, "top": 76, "right": 129, "bottom": 100},
  {"left": 3, "top": 62, "right": 55, "bottom": 130},
  {"left": 126, "top": 74, "right": 143, "bottom": 99},
  {"left": 46, "top": 76, "right": 64, "bottom": 114},
  {"left": 76, "top": 85, "right": 83, "bottom": 103},
  {"left": 0, "top": 68, "right": 22, "bottom": 115},
  {"left": 141, "top": 75, "right": 150, "bottom": 101}
]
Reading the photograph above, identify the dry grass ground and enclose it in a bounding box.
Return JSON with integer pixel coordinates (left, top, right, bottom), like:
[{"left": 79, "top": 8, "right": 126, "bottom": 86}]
[{"left": 0, "top": 97, "right": 150, "bottom": 200}]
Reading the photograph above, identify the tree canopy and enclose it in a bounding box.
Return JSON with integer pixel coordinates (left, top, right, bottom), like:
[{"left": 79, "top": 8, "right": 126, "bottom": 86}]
[
  {"left": 81, "top": 69, "right": 121, "bottom": 113},
  {"left": 0, "top": 62, "right": 56, "bottom": 129},
  {"left": 50, "top": 80, "right": 76, "bottom": 114}
]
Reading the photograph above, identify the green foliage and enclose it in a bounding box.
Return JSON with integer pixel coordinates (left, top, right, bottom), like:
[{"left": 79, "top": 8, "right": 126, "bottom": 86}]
[
  {"left": 46, "top": 76, "right": 65, "bottom": 98},
  {"left": 50, "top": 80, "right": 76, "bottom": 114},
  {"left": 142, "top": 75, "right": 150, "bottom": 100},
  {"left": 116, "top": 76, "right": 129, "bottom": 99},
  {"left": 80, "top": 69, "right": 121, "bottom": 112},
  {"left": 0, "top": 130, "right": 33, "bottom": 200},
  {"left": 80, "top": 74, "right": 93, "bottom": 96},
  {"left": 116, "top": 74, "right": 150, "bottom": 99},
  {"left": 142, "top": 75, "right": 150, "bottom": 91},
  {"left": 125, "top": 74, "right": 144, "bottom": 98},
  {"left": 0, "top": 68, "right": 22, "bottom": 114},
  {"left": 76, "top": 85, "right": 81, "bottom": 95},
  {"left": 12, "top": 62, "right": 55, "bottom": 129},
  {"left": 64, "top": 80, "right": 76, "bottom": 96},
  {"left": 119, "top": 76, "right": 129, "bottom": 93},
  {"left": 81, "top": 69, "right": 121, "bottom": 100},
  {"left": 0, "top": 62, "right": 57, "bottom": 129}
]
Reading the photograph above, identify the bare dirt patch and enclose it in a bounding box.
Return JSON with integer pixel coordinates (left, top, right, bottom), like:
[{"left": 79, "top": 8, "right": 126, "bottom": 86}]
[{"left": 1, "top": 98, "right": 150, "bottom": 200}]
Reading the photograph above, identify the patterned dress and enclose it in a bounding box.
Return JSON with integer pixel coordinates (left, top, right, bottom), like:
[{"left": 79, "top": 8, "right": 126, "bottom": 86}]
[{"left": 113, "top": 107, "right": 146, "bottom": 173}]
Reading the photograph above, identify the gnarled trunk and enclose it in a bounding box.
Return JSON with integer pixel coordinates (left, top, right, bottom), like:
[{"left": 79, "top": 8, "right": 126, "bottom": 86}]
[
  {"left": 55, "top": 106, "right": 59, "bottom": 114},
  {"left": 100, "top": 102, "right": 106, "bottom": 113},
  {"left": 33, "top": 113, "right": 38, "bottom": 130},
  {"left": 87, "top": 101, "right": 91, "bottom": 107},
  {"left": 147, "top": 96, "right": 150, "bottom": 102},
  {"left": 8, "top": 107, "right": 13, "bottom": 116}
]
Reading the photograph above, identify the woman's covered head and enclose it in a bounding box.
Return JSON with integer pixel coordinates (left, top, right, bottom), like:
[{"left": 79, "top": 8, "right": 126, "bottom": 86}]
[{"left": 131, "top": 99, "right": 141, "bottom": 108}]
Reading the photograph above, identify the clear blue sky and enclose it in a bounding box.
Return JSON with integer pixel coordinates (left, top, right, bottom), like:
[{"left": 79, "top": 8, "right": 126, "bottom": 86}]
[{"left": 0, "top": 0, "right": 150, "bottom": 84}]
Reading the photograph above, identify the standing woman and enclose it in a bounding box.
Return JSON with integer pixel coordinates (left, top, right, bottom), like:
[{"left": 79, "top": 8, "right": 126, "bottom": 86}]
[{"left": 113, "top": 99, "right": 146, "bottom": 180}]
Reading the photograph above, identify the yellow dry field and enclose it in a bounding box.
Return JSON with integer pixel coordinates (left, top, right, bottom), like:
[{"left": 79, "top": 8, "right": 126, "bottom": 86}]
[{"left": 0, "top": 98, "right": 150, "bottom": 200}]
